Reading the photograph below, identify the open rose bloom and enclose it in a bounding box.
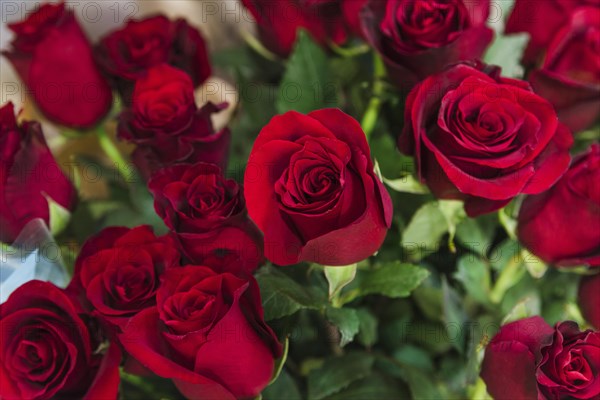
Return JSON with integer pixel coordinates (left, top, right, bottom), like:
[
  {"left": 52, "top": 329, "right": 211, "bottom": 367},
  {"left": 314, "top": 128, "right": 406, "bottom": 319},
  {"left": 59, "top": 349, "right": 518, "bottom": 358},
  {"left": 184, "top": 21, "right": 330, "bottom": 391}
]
[{"left": 2, "top": 1, "right": 599, "bottom": 399}]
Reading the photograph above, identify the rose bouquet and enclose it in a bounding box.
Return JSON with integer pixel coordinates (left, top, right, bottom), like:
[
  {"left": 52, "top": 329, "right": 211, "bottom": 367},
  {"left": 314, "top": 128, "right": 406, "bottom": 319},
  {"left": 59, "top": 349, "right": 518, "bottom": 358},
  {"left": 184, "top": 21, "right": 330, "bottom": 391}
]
[{"left": 1, "top": 1, "right": 598, "bottom": 399}]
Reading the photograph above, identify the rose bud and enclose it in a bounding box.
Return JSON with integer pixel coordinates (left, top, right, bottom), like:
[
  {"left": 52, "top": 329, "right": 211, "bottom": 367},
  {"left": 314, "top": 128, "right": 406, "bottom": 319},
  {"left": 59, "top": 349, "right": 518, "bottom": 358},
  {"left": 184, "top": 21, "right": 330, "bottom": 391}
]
[
  {"left": 120, "top": 266, "right": 282, "bottom": 400},
  {"left": 95, "top": 15, "right": 211, "bottom": 102},
  {"left": 579, "top": 274, "right": 600, "bottom": 329},
  {"left": 481, "top": 316, "right": 555, "bottom": 400},
  {"left": 0, "top": 281, "right": 121, "bottom": 400},
  {"left": 529, "top": 7, "right": 600, "bottom": 133},
  {"left": 537, "top": 321, "right": 600, "bottom": 399},
  {"left": 244, "top": 109, "right": 393, "bottom": 266},
  {"left": 518, "top": 144, "right": 600, "bottom": 267},
  {"left": 68, "top": 226, "right": 180, "bottom": 333},
  {"left": 398, "top": 63, "right": 573, "bottom": 217},
  {"left": 2, "top": 2, "right": 112, "bottom": 128},
  {"left": 505, "top": 0, "right": 599, "bottom": 65},
  {"left": 0, "top": 102, "right": 76, "bottom": 243},
  {"left": 361, "top": 0, "right": 494, "bottom": 90},
  {"left": 117, "top": 64, "right": 230, "bottom": 180},
  {"left": 149, "top": 162, "right": 264, "bottom": 274},
  {"left": 241, "top": 0, "right": 349, "bottom": 57}
]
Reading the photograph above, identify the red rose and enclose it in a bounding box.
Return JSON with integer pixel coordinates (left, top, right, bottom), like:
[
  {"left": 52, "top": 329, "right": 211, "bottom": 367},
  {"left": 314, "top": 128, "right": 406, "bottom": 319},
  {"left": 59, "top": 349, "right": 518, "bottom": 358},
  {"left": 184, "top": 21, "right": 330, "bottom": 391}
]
[
  {"left": 341, "top": 0, "right": 369, "bottom": 37},
  {"left": 68, "top": 226, "right": 180, "bottom": 332},
  {"left": 244, "top": 109, "right": 393, "bottom": 266},
  {"left": 241, "top": 0, "right": 348, "bottom": 57},
  {"left": 361, "top": 0, "right": 493, "bottom": 89},
  {"left": 2, "top": 3, "right": 112, "bottom": 128},
  {"left": 0, "top": 281, "right": 121, "bottom": 400},
  {"left": 506, "top": 0, "right": 600, "bottom": 65},
  {"left": 537, "top": 321, "right": 600, "bottom": 399},
  {"left": 578, "top": 274, "right": 600, "bottom": 329},
  {"left": 398, "top": 63, "right": 573, "bottom": 216},
  {"left": 120, "top": 266, "right": 282, "bottom": 399},
  {"left": 0, "top": 102, "right": 76, "bottom": 243},
  {"left": 149, "top": 162, "right": 263, "bottom": 274},
  {"left": 529, "top": 7, "right": 600, "bottom": 133},
  {"left": 481, "top": 316, "right": 555, "bottom": 400},
  {"left": 298, "top": 0, "right": 367, "bottom": 38},
  {"left": 95, "top": 15, "right": 211, "bottom": 101},
  {"left": 482, "top": 317, "right": 600, "bottom": 400},
  {"left": 117, "top": 64, "right": 230, "bottom": 180},
  {"left": 518, "top": 144, "right": 600, "bottom": 267}
]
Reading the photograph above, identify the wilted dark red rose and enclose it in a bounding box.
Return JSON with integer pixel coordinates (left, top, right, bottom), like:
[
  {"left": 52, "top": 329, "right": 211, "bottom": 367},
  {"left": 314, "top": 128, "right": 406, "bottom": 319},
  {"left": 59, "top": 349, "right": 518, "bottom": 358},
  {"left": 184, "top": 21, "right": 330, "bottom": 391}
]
[
  {"left": 537, "top": 321, "right": 600, "bottom": 399},
  {"left": 518, "top": 144, "right": 600, "bottom": 267},
  {"left": 481, "top": 316, "right": 555, "bottom": 400},
  {"left": 120, "top": 266, "right": 282, "bottom": 400},
  {"left": 117, "top": 64, "right": 230, "bottom": 180},
  {"left": 578, "top": 274, "right": 600, "bottom": 329},
  {"left": 244, "top": 109, "right": 392, "bottom": 266},
  {"left": 241, "top": 0, "right": 349, "bottom": 57},
  {"left": 0, "top": 102, "right": 76, "bottom": 243},
  {"left": 361, "top": 0, "right": 493, "bottom": 89},
  {"left": 398, "top": 63, "right": 573, "bottom": 216},
  {"left": 149, "top": 162, "right": 263, "bottom": 274},
  {"left": 0, "top": 281, "right": 121, "bottom": 400},
  {"left": 95, "top": 15, "right": 211, "bottom": 101},
  {"left": 529, "top": 7, "right": 600, "bottom": 133},
  {"left": 506, "top": 0, "right": 600, "bottom": 65},
  {"left": 2, "top": 3, "right": 112, "bottom": 128},
  {"left": 68, "top": 226, "right": 180, "bottom": 332}
]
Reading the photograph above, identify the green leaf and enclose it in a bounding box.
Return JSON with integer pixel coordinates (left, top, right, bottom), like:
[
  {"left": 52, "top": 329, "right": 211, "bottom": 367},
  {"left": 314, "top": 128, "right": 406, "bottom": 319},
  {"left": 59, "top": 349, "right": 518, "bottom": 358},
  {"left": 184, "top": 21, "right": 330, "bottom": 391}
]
[
  {"left": 398, "top": 366, "right": 445, "bottom": 400},
  {"left": 521, "top": 248, "right": 548, "bottom": 279},
  {"left": 341, "top": 262, "right": 429, "bottom": 304},
  {"left": 276, "top": 30, "right": 337, "bottom": 114},
  {"left": 413, "top": 286, "right": 444, "bottom": 322},
  {"left": 326, "top": 307, "right": 360, "bottom": 347},
  {"left": 442, "top": 278, "right": 468, "bottom": 354},
  {"left": 393, "top": 345, "right": 434, "bottom": 372},
  {"left": 120, "top": 369, "right": 184, "bottom": 400},
  {"left": 356, "top": 308, "right": 378, "bottom": 348},
  {"left": 401, "top": 200, "right": 465, "bottom": 260},
  {"left": 489, "top": 239, "right": 529, "bottom": 303},
  {"left": 438, "top": 200, "right": 466, "bottom": 252},
  {"left": 362, "top": 262, "right": 429, "bottom": 298},
  {"left": 44, "top": 195, "right": 71, "bottom": 236},
  {"left": 256, "top": 267, "right": 326, "bottom": 320},
  {"left": 502, "top": 296, "right": 541, "bottom": 325},
  {"left": 263, "top": 370, "right": 302, "bottom": 400},
  {"left": 324, "top": 373, "right": 409, "bottom": 399},
  {"left": 383, "top": 174, "right": 429, "bottom": 194},
  {"left": 378, "top": 357, "right": 444, "bottom": 400},
  {"left": 307, "top": 352, "right": 375, "bottom": 400},
  {"left": 324, "top": 264, "right": 357, "bottom": 302},
  {"left": 484, "top": 32, "right": 529, "bottom": 78},
  {"left": 455, "top": 214, "right": 497, "bottom": 255},
  {"left": 454, "top": 255, "right": 491, "bottom": 305}
]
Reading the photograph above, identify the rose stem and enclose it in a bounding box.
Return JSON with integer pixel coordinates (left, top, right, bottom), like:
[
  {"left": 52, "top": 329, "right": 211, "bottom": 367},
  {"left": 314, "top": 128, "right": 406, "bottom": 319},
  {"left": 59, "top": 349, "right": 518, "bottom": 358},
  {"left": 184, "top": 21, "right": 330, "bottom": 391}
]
[
  {"left": 96, "top": 124, "right": 133, "bottom": 183},
  {"left": 361, "top": 53, "right": 386, "bottom": 139}
]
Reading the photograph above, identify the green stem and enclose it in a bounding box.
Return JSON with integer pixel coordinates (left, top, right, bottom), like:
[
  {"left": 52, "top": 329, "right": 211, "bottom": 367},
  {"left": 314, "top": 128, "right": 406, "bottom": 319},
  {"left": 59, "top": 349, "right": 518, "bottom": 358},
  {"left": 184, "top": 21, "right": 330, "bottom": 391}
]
[
  {"left": 490, "top": 256, "right": 525, "bottom": 304},
  {"left": 96, "top": 125, "right": 132, "bottom": 183},
  {"left": 469, "top": 378, "right": 490, "bottom": 400},
  {"left": 361, "top": 54, "right": 386, "bottom": 139},
  {"left": 329, "top": 42, "right": 370, "bottom": 58},
  {"left": 240, "top": 30, "right": 281, "bottom": 62}
]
